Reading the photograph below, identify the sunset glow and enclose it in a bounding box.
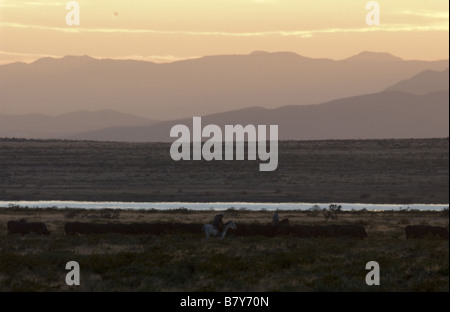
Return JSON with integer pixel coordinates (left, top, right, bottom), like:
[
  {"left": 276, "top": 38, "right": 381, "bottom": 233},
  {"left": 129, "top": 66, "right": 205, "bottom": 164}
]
[{"left": 0, "top": 0, "right": 448, "bottom": 64}]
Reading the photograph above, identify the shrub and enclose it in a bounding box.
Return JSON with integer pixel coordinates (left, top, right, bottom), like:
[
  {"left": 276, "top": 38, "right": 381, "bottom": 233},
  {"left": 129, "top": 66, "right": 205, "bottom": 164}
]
[{"left": 322, "top": 204, "right": 342, "bottom": 221}]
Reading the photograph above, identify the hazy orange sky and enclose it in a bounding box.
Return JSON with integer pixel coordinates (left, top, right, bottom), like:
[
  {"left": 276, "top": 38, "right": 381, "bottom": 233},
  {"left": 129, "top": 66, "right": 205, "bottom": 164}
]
[{"left": 0, "top": 0, "right": 448, "bottom": 64}]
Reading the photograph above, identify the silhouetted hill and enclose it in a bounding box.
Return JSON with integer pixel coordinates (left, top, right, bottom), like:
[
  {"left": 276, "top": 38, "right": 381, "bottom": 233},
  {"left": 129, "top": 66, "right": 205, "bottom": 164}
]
[
  {"left": 343, "top": 51, "right": 404, "bottom": 62},
  {"left": 385, "top": 68, "right": 449, "bottom": 95},
  {"left": 0, "top": 52, "right": 447, "bottom": 120},
  {"left": 69, "top": 90, "right": 449, "bottom": 142},
  {"left": 0, "top": 110, "right": 156, "bottom": 139}
]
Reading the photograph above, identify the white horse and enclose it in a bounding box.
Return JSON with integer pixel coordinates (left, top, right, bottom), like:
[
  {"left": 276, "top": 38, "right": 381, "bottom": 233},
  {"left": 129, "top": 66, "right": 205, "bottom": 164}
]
[{"left": 202, "top": 220, "right": 237, "bottom": 240}]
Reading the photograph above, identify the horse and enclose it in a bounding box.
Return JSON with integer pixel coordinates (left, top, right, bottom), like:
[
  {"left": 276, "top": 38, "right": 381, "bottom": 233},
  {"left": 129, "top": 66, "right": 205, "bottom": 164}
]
[
  {"left": 268, "top": 218, "right": 289, "bottom": 226},
  {"left": 202, "top": 220, "right": 237, "bottom": 240}
]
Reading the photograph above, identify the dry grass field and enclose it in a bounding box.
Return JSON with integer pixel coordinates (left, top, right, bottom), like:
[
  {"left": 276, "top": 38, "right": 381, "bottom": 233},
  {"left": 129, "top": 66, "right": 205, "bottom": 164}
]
[{"left": 0, "top": 207, "right": 448, "bottom": 292}]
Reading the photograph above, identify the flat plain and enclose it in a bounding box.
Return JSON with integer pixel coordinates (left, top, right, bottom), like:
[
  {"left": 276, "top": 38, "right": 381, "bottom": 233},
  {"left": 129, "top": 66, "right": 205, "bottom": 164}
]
[
  {"left": 0, "top": 138, "right": 448, "bottom": 292},
  {"left": 0, "top": 138, "right": 448, "bottom": 203}
]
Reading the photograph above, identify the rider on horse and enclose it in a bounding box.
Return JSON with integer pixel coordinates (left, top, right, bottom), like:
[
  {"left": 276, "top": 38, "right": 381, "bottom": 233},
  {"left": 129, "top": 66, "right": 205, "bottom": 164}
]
[{"left": 212, "top": 212, "right": 225, "bottom": 232}]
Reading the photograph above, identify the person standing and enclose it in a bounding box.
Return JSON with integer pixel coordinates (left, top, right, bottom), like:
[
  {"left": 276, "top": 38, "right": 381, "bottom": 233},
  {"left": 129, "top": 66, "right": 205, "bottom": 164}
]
[{"left": 272, "top": 211, "right": 280, "bottom": 225}]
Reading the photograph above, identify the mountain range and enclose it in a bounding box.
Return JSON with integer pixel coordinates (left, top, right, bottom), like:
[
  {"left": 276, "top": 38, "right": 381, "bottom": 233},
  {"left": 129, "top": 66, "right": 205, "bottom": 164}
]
[
  {"left": 0, "top": 51, "right": 448, "bottom": 141},
  {"left": 0, "top": 51, "right": 448, "bottom": 119},
  {"left": 385, "top": 68, "right": 449, "bottom": 95},
  {"left": 68, "top": 90, "right": 448, "bottom": 142},
  {"left": 0, "top": 110, "right": 156, "bottom": 139}
]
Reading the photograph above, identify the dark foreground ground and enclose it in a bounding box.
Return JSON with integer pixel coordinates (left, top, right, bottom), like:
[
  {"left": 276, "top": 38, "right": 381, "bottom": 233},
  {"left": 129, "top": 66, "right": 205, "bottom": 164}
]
[
  {"left": 0, "top": 138, "right": 448, "bottom": 203},
  {"left": 0, "top": 208, "right": 448, "bottom": 292}
]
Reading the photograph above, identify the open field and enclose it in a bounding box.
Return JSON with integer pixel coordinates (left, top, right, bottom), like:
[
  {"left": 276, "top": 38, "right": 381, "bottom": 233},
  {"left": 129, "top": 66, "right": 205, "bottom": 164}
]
[
  {"left": 0, "top": 207, "right": 448, "bottom": 292},
  {"left": 0, "top": 138, "right": 448, "bottom": 292},
  {"left": 0, "top": 138, "right": 448, "bottom": 204}
]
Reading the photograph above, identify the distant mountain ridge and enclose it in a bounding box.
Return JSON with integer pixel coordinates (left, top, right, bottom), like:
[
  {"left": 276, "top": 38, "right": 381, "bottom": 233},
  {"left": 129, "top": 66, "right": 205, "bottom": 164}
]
[
  {"left": 68, "top": 90, "right": 449, "bottom": 142},
  {"left": 0, "top": 51, "right": 447, "bottom": 120},
  {"left": 0, "top": 110, "right": 156, "bottom": 139},
  {"left": 65, "top": 67, "right": 449, "bottom": 142},
  {"left": 343, "top": 51, "right": 405, "bottom": 62},
  {"left": 386, "top": 68, "right": 449, "bottom": 95},
  {"left": 0, "top": 51, "right": 448, "bottom": 141}
]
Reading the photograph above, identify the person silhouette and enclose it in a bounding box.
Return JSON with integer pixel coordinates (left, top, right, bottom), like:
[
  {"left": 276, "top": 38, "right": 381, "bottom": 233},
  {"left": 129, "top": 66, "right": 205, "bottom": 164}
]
[
  {"left": 212, "top": 212, "right": 225, "bottom": 232},
  {"left": 272, "top": 211, "right": 280, "bottom": 225}
]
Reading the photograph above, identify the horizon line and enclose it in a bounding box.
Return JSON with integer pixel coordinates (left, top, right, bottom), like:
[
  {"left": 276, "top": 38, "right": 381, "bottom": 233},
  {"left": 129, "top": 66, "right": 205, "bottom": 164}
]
[{"left": 1, "top": 50, "right": 450, "bottom": 66}]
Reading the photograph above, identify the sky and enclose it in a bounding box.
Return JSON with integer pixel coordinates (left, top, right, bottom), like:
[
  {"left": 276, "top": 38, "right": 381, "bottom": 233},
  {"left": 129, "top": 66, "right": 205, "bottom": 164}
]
[{"left": 0, "top": 0, "right": 448, "bottom": 64}]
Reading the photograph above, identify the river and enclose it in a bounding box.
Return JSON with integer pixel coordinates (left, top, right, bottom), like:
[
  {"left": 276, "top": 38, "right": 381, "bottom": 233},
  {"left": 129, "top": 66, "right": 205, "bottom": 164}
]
[{"left": 0, "top": 201, "right": 448, "bottom": 211}]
